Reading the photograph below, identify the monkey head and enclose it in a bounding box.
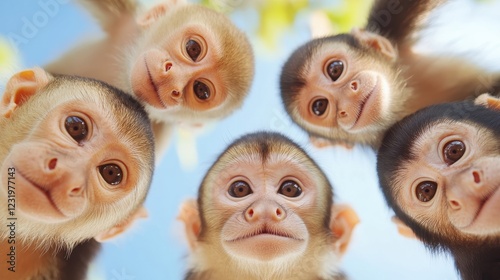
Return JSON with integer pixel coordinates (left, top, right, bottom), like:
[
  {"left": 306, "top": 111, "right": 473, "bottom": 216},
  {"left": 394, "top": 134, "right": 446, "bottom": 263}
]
[
  {"left": 280, "top": 29, "right": 407, "bottom": 147},
  {"left": 179, "top": 132, "right": 358, "bottom": 279},
  {"left": 128, "top": 3, "right": 254, "bottom": 125},
  {"left": 377, "top": 95, "right": 500, "bottom": 250},
  {"left": 0, "top": 68, "right": 154, "bottom": 248}
]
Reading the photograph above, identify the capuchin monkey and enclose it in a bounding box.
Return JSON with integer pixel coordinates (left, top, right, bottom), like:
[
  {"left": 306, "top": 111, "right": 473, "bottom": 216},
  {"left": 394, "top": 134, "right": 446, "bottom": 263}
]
[
  {"left": 280, "top": 0, "right": 500, "bottom": 148},
  {"left": 377, "top": 93, "right": 500, "bottom": 279},
  {"left": 0, "top": 68, "right": 154, "bottom": 279},
  {"left": 178, "top": 132, "right": 359, "bottom": 280},
  {"left": 46, "top": 0, "right": 254, "bottom": 157}
]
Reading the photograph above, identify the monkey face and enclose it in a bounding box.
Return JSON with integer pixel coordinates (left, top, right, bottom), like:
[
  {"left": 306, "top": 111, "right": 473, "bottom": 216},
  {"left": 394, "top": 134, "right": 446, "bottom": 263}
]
[
  {"left": 0, "top": 99, "right": 146, "bottom": 225},
  {"left": 296, "top": 43, "right": 392, "bottom": 134},
  {"left": 129, "top": 4, "right": 253, "bottom": 125},
  {"left": 200, "top": 136, "right": 332, "bottom": 263},
  {"left": 130, "top": 23, "right": 225, "bottom": 114},
  {"left": 391, "top": 121, "right": 500, "bottom": 237}
]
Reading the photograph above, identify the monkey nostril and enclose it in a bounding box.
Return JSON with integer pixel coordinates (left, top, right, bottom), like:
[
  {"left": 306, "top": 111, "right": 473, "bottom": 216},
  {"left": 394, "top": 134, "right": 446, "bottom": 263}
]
[
  {"left": 350, "top": 81, "right": 358, "bottom": 91},
  {"left": 247, "top": 208, "right": 254, "bottom": 218},
  {"left": 69, "top": 186, "right": 83, "bottom": 197},
  {"left": 339, "top": 111, "right": 348, "bottom": 118},
  {"left": 472, "top": 171, "right": 481, "bottom": 184},
  {"left": 172, "top": 90, "right": 181, "bottom": 98},
  {"left": 276, "top": 208, "right": 282, "bottom": 217},
  {"left": 48, "top": 158, "right": 57, "bottom": 170},
  {"left": 449, "top": 200, "right": 460, "bottom": 210},
  {"left": 165, "top": 62, "right": 172, "bottom": 72}
]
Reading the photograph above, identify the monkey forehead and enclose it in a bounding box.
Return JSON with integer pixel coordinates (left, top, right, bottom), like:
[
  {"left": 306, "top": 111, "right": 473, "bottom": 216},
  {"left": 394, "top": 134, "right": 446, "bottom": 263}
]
[{"left": 202, "top": 132, "right": 331, "bottom": 192}]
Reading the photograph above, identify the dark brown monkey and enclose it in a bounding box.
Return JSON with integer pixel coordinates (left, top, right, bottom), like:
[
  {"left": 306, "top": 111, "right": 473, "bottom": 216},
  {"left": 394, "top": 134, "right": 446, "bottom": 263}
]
[
  {"left": 377, "top": 93, "right": 500, "bottom": 280},
  {"left": 280, "top": 0, "right": 500, "bottom": 148},
  {"left": 0, "top": 68, "right": 154, "bottom": 279},
  {"left": 178, "top": 132, "right": 359, "bottom": 280}
]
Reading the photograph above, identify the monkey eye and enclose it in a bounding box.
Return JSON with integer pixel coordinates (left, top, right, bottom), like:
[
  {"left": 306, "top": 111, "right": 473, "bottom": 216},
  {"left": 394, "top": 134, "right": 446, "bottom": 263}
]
[
  {"left": 186, "top": 39, "right": 202, "bottom": 61},
  {"left": 228, "top": 181, "right": 252, "bottom": 198},
  {"left": 311, "top": 98, "right": 328, "bottom": 116},
  {"left": 278, "top": 180, "right": 302, "bottom": 197},
  {"left": 326, "top": 60, "right": 344, "bottom": 81},
  {"left": 99, "top": 164, "right": 123, "bottom": 185},
  {"left": 416, "top": 181, "right": 437, "bottom": 202},
  {"left": 443, "top": 140, "right": 466, "bottom": 165},
  {"left": 193, "top": 80, "right": 211, "bottom": 100},
  {"left": 65, "top": 116, "right": 88, "bottom": 142}
]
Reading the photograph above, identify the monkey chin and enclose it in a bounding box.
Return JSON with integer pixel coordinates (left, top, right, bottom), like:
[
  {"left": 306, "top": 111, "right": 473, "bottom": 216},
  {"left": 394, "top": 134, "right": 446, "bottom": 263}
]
[
  {"left": 459, "top": 185, "right": 500, "bottom": 237},
  {"left": 222, "top": 234, "right": 307, "bottom": 262}
]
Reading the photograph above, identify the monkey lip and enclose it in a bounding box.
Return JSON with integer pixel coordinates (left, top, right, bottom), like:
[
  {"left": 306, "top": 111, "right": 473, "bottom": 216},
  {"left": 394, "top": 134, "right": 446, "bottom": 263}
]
[
  {"left": 227, "top": 224, "right": 302, "bottom": 242},
  {"left": 16, "top": 170, "right": 66, "bottom": 217},
  {"left": 351, "top": 79, "right": 379, "bottom": 130},
  {"left": 144, "top": 58, "right": 167, "bottom": 109}
]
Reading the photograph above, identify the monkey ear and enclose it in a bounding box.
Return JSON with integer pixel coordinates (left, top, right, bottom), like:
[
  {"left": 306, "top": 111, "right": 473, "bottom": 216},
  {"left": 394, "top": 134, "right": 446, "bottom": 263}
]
[
  {"left": 330, "top": 204, "right": 359, "bottom": 256},
  {"left": 94, "top": 206, "right": 149, "bottom": 242},
  {"left": 391, "top": 216, "right": 418, "bottom": 239},
  {"left": 474, "top": 93, "right": 500, "bottom": 110},
  {"left": 350, "top": 28, "right": 397, "bottom": 61},
  {"left": 1, "top": 67, "right": 52, "bottom": 118},
  {"left": 137, "top": 0, "right": 185, "bottom": 28},
  {"left": 177, "top": 199, "right": 201, "bottom": 251}
]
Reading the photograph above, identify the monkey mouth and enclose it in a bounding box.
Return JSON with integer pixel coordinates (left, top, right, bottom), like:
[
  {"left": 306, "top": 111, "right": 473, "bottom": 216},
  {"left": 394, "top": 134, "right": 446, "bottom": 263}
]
[
  {"left": 228, "top": 224, "right": 301, "bottom": 242},
  {"left": 144, "top": 58, "right": 167, "bottom": 109},
  {"left": 352, "top": 79, "right": 378, "bottom": 130},
  {"left": 16, "top": 170, "right": 66, "bottom": 217}
]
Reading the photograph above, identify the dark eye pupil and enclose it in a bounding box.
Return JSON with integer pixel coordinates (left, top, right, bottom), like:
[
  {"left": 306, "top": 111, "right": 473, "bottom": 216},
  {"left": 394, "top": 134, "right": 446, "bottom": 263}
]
[
  {"left": 327, "top": 60, "right": 344, "bottom": 81},
  {"left": 279, "top": 180, "right": 302, "bottom": 197},
  {"left": 229, "top": 181, "right": 252, "bottom": 198},
  {"left": 312, "top": 98, "right": 328, "bottom": 116},
  {"left": 194, "top": 81, "right": 210, "bottom": 100},
  {"left": 443, "top": 140, "right": 466, "bottom": 165},
  {"left": 186, "top": 39, "right": 201, "bottom": 61},
  {"left": 65, "top": 116, "right": 88, "bottom": 142},
  {"left": 416, "top": 181, "right": 437, "bottom": 202},
  {"left": 99, "top": 164, "right": 123, "bottom": 185}
]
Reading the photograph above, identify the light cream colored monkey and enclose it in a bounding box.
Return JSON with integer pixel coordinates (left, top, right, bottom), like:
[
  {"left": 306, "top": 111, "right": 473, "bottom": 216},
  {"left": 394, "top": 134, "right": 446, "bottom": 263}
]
[
  {"left": 178, "top": 132, "right": 359, "bottom": 280},
  {"left": 0, "top": 68, "right": 154, "bottom": 279}
]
